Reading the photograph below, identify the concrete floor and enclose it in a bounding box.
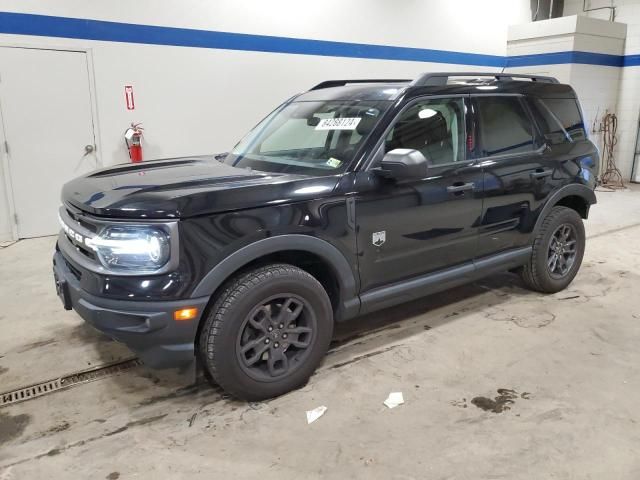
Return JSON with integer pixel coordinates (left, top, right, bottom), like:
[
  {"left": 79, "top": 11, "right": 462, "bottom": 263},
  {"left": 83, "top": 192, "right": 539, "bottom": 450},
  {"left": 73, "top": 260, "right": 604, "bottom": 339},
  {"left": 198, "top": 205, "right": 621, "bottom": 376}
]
[{"left": 1, "top": 186, "right": 640, "bottom": 479}]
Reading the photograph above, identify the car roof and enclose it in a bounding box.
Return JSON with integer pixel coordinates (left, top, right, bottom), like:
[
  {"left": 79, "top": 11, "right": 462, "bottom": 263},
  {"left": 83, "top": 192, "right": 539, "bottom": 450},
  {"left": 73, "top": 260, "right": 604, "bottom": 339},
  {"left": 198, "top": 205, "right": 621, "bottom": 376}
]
[
  {"left": 296, "top": 83, "right": 410, "bottom": 102},
  {"left": 295, "top": 73, "right": 577, "bottom": 102}
]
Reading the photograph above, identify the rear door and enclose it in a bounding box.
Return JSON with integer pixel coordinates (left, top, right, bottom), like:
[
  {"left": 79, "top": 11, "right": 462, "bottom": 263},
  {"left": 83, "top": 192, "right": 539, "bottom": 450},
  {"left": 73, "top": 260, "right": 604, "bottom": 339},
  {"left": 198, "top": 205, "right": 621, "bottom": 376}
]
[{"left": 474, "top": 94, "right": 560, "bottom": 257}]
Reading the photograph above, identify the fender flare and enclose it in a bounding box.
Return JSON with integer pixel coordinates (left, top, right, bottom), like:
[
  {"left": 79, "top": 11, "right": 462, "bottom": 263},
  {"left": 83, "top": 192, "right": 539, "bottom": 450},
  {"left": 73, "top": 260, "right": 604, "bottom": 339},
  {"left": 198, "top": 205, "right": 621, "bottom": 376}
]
[
  {"left": 189, "top": 234, "right": 360, "bottom": 320},
  {"left": 532, "top": 184, "right": 596, "bottom": 238}
]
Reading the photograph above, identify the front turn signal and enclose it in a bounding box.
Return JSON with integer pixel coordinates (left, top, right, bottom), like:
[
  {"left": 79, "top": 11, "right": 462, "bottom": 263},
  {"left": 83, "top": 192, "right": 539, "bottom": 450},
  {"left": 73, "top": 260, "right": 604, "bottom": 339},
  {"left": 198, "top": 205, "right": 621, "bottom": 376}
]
[{"left": 174, "top": 307, "right": 199, "bottom": 321}]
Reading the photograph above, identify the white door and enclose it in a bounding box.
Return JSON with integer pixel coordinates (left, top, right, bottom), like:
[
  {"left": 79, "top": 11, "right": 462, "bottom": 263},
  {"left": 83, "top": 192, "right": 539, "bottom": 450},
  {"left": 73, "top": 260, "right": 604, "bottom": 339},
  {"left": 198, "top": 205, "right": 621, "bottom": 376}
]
[{"left": 0, "top": 47, "right": 98, "bottom": 238}]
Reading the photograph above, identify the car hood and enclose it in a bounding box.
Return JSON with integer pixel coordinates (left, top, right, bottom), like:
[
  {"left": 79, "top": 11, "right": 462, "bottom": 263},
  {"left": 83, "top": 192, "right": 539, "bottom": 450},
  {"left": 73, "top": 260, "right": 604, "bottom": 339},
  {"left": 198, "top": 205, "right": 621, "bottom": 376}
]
[{"left": 62, "top": 155, "right": 341, "bottom": 219}]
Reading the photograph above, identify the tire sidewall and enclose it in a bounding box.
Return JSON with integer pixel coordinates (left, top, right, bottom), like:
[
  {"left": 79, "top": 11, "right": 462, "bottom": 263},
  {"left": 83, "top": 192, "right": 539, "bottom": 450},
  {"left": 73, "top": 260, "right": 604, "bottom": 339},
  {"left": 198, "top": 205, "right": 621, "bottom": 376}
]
[
  {"left": 202, "top": 267, "right": 333, "bottom": 400},
  {"left": 534, "top": 208, "right": 586, "bottom": 292}
]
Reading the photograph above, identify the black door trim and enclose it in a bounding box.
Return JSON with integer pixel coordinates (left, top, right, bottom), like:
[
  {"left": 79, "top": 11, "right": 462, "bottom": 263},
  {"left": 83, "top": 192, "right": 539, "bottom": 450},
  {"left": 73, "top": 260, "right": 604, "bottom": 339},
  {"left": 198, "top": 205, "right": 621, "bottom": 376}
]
[{"left": 358, "top": 246, "right": 531, "bottom": 315}]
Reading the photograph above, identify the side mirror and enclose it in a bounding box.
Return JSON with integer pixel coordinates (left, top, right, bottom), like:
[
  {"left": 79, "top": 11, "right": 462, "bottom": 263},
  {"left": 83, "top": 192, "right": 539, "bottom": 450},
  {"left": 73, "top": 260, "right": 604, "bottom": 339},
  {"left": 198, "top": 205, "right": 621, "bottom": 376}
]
[{"left": 378, "top": 149, "right": 429, "bottom": 179}]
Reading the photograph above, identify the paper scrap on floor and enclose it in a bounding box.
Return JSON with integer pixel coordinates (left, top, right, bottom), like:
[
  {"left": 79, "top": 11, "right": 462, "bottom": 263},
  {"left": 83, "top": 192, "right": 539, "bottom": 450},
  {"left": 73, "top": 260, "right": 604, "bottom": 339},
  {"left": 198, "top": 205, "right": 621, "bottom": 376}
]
[
  {"left": 306, "top": 405, "right": 327, "bottom": 424},
  {"left": 384, "top": 392, "right": 404, "bottom": 409}
]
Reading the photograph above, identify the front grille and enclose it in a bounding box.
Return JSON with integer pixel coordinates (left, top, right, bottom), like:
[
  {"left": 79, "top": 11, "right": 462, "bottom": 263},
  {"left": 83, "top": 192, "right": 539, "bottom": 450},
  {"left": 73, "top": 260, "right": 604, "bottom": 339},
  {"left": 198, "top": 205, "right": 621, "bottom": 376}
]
[
  {"left": 65, "top": 206, "right": 98, "bottom": 233},
  {"left": 78, "top": 246, "right": 97, "bottom": 261},
  {"left": 60, "top": 203, "right": 102, "bottom": 271},
  {"left": 62, "top": 229, "right": 97, "bottom": 261},
  {"left": 78, "top": 218, "right": 98, "bottom": 233},
  {"left": 63, "top": 257, "right": 82, "bottom": 281}
]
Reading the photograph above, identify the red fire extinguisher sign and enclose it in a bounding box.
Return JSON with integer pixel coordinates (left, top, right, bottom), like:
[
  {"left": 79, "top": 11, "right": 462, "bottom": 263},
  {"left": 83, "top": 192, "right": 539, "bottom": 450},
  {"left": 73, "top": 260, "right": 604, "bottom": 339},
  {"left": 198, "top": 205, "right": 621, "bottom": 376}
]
[{"left": 124, "top": 85, "right": 135, "bottom": 110}]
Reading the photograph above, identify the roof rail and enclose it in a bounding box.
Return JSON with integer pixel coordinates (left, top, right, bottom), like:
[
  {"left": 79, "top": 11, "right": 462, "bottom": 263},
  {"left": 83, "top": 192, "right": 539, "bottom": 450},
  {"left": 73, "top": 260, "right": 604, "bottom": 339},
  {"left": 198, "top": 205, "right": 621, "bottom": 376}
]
[
  {"left": 412, "top": 72, "right": 559, "bottom": 86},
  {"left": 310, "top": 79, "right": 411, "bottom": 90}
]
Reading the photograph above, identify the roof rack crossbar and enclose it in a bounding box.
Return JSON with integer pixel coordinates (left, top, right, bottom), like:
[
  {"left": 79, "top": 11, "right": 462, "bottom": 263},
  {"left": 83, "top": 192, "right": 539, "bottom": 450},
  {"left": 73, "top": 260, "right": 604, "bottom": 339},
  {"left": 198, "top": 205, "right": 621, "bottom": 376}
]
[
  {"left": 412, "top": 72, "right": 559, "bottom": 86},
  {"left": 310, "top": 79, "right": 411, "bottom": 90}
]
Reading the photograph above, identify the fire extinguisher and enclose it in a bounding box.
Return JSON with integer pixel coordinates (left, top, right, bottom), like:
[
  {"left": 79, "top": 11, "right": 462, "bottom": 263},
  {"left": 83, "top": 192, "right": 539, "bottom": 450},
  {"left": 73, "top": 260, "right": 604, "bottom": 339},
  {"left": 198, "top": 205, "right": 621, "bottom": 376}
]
[{"left": 124, "top": 122, "right": 144, "bottom": 163}]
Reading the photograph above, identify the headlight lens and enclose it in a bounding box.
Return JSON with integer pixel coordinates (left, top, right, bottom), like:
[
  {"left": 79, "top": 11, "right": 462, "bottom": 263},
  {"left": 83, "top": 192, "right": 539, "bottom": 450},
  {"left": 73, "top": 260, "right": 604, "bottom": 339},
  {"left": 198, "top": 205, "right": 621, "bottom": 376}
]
[{"left": 87, "top": 226, "right": 171, "bottom": 271}]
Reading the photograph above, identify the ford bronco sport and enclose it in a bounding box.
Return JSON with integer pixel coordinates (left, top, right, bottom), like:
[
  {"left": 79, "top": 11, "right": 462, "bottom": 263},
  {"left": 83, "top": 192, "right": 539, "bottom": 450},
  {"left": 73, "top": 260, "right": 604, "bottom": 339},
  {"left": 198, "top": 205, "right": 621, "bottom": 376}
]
[{"left": 53, "top": 72, "right": 598, "bottom": 400}]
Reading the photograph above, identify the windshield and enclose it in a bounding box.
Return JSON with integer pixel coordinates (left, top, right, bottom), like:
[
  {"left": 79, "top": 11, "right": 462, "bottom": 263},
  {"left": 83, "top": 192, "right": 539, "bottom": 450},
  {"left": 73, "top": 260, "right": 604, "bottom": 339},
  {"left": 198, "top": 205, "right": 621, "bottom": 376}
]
[{"left": 224, "top": 100, "right": 391, "bottom": 175}]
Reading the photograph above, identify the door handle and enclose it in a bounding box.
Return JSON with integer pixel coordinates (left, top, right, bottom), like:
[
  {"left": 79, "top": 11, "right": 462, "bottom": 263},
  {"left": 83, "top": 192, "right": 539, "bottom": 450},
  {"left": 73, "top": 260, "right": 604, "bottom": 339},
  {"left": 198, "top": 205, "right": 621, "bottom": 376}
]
[
  {"left": 530, "top": 169, "right": 552, "bottom": 179},
  {"left": 83, "top": 144, "right": 95, "bottom": 156},
  {"left": 446, "top": 182, "right": 474, "bottom": 194}
]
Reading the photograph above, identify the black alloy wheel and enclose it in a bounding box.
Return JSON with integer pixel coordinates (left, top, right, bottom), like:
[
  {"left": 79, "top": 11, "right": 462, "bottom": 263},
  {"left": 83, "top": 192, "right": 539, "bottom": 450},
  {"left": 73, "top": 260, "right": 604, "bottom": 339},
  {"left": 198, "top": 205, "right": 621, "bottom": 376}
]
[
  {"left": 237, "top": 295, "right": 316, "bottom": 381},
  {"left": 547, "top": 223, "right": 578, "bottom": 279}
]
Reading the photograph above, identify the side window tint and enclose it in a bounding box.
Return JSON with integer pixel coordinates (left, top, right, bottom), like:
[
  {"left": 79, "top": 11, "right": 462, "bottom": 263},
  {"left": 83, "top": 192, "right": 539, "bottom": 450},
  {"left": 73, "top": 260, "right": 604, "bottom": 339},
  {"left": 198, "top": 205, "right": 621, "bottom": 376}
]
[
  {"left": 529, "top": 97, "right": 586, "bottom": 144},
  {"left": 385, "top": 98, "right": 465, "bottom": 165},
  {"left": 477, "top": 96, "right": 534, "bottom": 157}
]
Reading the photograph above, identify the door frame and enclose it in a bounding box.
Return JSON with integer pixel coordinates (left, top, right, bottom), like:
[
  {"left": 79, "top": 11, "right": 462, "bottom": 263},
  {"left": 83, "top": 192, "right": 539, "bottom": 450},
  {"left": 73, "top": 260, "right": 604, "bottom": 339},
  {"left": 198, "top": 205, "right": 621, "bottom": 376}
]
[
  {"left": 362, "top": 94, "right": 475, "bottom": 172},
  {"left": 0, "top": 43, "right": 102, "bottom": 240}
]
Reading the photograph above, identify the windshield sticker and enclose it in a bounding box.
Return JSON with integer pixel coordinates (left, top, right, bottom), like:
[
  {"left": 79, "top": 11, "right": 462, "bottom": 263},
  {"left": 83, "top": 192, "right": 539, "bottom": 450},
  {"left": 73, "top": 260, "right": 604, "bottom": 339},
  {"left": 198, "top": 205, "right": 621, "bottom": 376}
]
[
  {"left": 326, "top": 157, "right": 343, "bottom": 168},
  {"left": 315, "top": 117, "right": 362, "bottom": 131}
]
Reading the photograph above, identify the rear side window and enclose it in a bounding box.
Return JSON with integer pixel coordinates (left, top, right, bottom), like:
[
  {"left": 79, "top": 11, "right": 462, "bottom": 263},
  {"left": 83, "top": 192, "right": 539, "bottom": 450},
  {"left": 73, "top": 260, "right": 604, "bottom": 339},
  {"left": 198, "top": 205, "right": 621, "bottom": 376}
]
[
  {"left": 529, "top": 97, "right": 586, "bottom": 144},
  {"left": 476, "top": 96, "right": 535, "bottom": 157}
]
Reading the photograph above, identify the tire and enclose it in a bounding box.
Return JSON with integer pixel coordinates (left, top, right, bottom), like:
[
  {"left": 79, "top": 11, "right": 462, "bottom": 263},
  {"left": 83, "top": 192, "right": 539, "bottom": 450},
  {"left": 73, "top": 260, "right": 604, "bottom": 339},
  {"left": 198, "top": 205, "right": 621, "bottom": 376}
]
[
  {"left": 520, "top": 206, "right": 586, "bottom": 293},
  {"left": 198, "top": 263, "right": 333, "bottom": 401}
]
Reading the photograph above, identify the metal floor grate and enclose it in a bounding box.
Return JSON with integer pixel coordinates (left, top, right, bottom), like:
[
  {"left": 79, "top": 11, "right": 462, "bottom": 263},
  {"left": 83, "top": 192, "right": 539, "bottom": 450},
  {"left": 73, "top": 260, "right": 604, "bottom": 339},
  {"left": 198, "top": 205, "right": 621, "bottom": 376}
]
[{"left": 0, "top": 358, "right": 142, "bottom": 408}]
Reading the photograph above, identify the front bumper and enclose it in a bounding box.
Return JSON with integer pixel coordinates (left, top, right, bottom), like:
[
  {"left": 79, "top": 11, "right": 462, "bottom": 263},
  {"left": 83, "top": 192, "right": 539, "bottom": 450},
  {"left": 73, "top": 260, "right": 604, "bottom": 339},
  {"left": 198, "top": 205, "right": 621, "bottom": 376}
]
[{"left": 53, "top": 250, "right": 209, "bottom": 368}]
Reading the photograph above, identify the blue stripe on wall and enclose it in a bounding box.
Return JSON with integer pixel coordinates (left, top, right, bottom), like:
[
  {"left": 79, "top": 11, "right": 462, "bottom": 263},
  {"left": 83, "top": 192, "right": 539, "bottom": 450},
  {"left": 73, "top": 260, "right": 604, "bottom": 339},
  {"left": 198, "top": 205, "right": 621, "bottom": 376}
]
[
  {"left": 506, "top": 51, "right": 624, "bottom": 67},
  {"left": 624, "top": 54, "right": 640, "bottom": 67},
  {"left": 0, "top": 12, "right": 504, "bottom": 67},
  {"left": 0, "top": 12, "right": 638, "bottom": 68}
]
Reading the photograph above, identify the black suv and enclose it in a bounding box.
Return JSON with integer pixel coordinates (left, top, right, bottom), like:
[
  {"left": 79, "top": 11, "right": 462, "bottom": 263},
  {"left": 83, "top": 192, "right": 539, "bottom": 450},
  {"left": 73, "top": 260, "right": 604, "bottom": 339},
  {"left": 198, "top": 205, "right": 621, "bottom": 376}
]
[{"left": 53, "top": 72, "right": 598, "bottom": 400}]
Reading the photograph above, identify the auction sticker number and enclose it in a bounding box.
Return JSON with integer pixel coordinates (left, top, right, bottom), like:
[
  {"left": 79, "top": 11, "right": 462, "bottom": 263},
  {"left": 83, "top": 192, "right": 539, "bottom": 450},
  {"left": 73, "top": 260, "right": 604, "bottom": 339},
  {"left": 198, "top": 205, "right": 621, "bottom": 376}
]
[{"left": 315, "top": 117, "right": 361, "bottom": 130}]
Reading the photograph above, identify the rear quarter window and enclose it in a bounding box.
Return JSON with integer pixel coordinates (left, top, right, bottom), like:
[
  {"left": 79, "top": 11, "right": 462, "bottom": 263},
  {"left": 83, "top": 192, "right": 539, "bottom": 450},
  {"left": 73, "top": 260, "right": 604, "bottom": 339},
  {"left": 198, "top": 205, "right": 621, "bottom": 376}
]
[{"left": 529, "top": 97, "right": 586, "bottom": 144}]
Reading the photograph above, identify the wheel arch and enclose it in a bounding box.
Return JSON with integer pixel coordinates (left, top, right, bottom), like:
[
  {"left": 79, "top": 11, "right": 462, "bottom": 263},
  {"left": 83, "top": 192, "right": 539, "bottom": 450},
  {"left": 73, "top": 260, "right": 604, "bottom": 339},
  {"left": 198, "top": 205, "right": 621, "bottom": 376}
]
[
  {"left": 532, "top": 184, "right": 596, "bottom": 239},
  {"left": 190, "top": 235, "right": 360, "bottom": 322}
]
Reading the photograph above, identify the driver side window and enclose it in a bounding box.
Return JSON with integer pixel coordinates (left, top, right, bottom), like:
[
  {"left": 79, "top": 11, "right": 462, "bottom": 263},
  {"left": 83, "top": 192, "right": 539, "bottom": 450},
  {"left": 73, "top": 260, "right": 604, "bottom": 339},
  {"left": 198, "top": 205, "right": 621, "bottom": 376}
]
[{"left": 385, "top": 97, "right": 466, "bottom": 165}]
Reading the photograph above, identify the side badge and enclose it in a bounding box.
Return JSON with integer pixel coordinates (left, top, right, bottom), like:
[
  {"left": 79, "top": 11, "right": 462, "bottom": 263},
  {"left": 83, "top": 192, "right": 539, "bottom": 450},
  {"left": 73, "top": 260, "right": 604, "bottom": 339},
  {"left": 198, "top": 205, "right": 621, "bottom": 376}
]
[{"left": 372, "top": 231, "right": 386, "bottom": 247}]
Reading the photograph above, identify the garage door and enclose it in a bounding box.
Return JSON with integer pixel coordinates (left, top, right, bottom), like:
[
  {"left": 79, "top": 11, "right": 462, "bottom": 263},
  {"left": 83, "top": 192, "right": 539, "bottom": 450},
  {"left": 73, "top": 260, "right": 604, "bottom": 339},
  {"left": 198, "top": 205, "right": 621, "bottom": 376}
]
[{"left": 0, "top": 47, "right": 98, "bottom": 238}]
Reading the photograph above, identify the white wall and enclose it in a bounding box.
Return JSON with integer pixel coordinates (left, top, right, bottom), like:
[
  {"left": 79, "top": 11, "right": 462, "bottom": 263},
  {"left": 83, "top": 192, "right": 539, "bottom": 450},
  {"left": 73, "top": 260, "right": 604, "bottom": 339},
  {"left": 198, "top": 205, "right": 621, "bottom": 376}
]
[
  {"left": 0, "top": 0, "right": 532, "bottom": 240},
  {"left": 564, "top": 0, "right": 640, "bottom": 182}
]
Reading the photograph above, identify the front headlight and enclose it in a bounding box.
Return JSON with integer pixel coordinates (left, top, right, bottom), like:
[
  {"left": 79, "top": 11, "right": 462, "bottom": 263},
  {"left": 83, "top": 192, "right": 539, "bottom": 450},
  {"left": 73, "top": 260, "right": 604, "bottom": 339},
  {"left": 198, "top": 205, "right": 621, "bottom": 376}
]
[{"left": 87, "top": 226, "right": 171, "bottom": 272}]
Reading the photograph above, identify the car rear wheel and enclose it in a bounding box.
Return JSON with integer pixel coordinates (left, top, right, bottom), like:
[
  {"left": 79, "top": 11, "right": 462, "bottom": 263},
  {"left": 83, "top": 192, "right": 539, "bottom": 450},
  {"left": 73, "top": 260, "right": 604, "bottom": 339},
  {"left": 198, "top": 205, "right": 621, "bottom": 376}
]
[
  {"left": 520, "top": 206, "right": 586, "bottom": 293},
  {"left": 198, "top": 263, "right": 333, "bottom": 401}
]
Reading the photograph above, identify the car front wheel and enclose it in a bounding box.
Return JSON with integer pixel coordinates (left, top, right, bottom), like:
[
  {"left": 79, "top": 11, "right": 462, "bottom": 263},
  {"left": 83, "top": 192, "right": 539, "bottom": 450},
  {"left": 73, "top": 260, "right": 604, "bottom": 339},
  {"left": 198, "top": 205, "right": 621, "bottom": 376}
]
[{"left": 198, "top": 263, "right": 333, "bottom": 401}]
